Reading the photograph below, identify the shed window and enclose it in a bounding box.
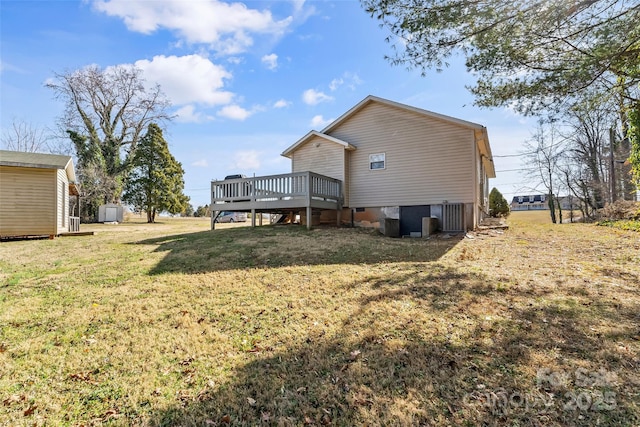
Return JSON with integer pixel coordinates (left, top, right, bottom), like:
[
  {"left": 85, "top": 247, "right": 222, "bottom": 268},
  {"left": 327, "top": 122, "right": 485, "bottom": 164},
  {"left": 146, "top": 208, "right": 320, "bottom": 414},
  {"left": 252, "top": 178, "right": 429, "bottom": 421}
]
[
  {"left": 529, "top": 195, "right": 535, "bottom": 202},
  {"left": 369, "top": 153, "right": 385, "bottom": 170}
]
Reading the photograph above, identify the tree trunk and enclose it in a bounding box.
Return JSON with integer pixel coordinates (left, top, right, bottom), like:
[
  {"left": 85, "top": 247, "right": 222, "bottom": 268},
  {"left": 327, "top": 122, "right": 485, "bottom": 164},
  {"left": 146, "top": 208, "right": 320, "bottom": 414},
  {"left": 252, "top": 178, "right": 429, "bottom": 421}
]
[{"left": 549, "top": 193, "right": 557, "bottom": 224}]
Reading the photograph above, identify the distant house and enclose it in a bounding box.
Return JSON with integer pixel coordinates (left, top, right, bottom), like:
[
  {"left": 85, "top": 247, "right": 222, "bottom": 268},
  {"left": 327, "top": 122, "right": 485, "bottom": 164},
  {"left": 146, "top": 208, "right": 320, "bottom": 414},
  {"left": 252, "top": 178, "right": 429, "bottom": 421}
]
[
  {"left": 0, "top": 150, "right": 80, "bottom": 238},
  {"left": 211, "top": 95, "right": 495, "bottom": 234},
  {"left": 510, "top": 194, "right": 549, "bottom": 211}
]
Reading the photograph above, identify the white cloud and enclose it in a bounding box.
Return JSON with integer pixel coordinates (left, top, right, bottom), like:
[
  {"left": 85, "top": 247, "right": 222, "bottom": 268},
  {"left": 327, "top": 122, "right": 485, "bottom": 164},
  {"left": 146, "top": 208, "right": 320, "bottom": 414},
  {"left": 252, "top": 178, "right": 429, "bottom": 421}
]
[
  {"left": 329, "top": 78, "right": 343, "bottom": 91},
  {"left": 192, "top": 159, "right": 209, "bottom": 167},
  {"left": 134, "top": 54, "right": 233, "bottom": 106},
  {"left": 273, "top": 99, "right": 290, "bottom": 108},
  {"left": 261, "top": 53, "right": 278, "bottom": 70},
  {"left": 329, "top": 72, "right": 363, "bottom": 91},
  {"left": 231, "top": 150, "right": 261, "bottom": 170},
  {"left": 310, "top": 115, "right": 334, "bottom": 128},
  {"left": 227, "top": 56, "right": 244, "bottom": 65},
  {"left": 302, "top": 88, "right": 333, "bottom": 105},
  {"left": 92, "top": 0, "right": 293, "bottom": 55},
  {"left": 217, "top": 104, "right": 252, "bottom": 121},
  {"left": 175, "top": 105, "right": 210, "bottom": 123}
]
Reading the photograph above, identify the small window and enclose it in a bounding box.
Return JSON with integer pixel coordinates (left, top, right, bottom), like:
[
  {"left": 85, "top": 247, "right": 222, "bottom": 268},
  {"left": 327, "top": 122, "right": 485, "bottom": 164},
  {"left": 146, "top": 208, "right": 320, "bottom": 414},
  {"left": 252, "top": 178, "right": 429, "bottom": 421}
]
[
  {"left": 529, "top": 195, "right": 535, "bottom": 202},
  {"left": 369, "top": 153, "right": 385, "bottom": 170},
  {"left": 518, "top": 196, "right": 523, "bottom": 203},
  {"left": 540, "top": 195, "right": 546, "bottom": 202}
]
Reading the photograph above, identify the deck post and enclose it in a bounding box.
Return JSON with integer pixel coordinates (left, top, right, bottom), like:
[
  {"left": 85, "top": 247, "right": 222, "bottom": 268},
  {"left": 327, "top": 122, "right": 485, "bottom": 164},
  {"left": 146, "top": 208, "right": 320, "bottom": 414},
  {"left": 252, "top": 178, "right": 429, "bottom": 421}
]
[
  {"left": 210, "top": 181, "right": 215, "bottom": 230},
  {"left": 251, "top": 209, "right": 256, "bottom": 228},
  {"left": 305, "top": 172, "right": 313, "bottom": 230}
]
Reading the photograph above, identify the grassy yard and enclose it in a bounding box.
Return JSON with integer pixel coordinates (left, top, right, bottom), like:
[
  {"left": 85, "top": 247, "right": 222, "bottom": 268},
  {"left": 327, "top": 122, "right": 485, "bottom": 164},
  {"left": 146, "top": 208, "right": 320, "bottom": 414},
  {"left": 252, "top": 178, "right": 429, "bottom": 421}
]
[{"left": 1, "top": 213, "right": 639, "bottom": 426}]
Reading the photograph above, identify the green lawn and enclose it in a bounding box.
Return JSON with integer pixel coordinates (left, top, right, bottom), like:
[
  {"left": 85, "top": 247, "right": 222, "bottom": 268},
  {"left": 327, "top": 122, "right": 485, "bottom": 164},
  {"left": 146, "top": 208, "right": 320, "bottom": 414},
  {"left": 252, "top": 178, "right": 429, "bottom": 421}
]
[{"left": 1, "top": 215, "right": 639, "bottom": 426}]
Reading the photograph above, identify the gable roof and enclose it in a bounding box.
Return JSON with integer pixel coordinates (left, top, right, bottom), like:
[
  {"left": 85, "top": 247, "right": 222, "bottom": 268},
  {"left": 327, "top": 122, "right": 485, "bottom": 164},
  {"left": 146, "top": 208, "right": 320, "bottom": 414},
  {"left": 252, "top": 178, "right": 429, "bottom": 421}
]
[
  {"left": 280, "top": 95, "right": 495, "bottom": 177},
  {"left": 282, "top": 131, "right": 356, "bottom": 158},
  {"left": 322, "top": 95, "right": 488, "bottom": 133},
  {"left": 0, "top": 150, "right": 76, "bottom": 182}
]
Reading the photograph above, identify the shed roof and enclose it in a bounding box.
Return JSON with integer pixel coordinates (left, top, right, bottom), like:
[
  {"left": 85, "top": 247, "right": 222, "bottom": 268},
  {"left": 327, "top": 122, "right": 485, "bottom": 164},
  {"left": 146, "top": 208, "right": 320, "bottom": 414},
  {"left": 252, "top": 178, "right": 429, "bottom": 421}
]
[{"left": 0, "top": 150, "right": 76, "bottom": 182}]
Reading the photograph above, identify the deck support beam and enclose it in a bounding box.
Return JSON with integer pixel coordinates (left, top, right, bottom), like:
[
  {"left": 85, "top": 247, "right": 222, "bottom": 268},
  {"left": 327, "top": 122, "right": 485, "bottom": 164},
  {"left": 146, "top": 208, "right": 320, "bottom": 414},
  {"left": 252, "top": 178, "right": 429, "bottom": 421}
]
[
  {"left": 251, "top": 209, "right": 256, "bottom": 228},
  {"left": 306, "top": 206, "right": 312, "bottom": 230}
]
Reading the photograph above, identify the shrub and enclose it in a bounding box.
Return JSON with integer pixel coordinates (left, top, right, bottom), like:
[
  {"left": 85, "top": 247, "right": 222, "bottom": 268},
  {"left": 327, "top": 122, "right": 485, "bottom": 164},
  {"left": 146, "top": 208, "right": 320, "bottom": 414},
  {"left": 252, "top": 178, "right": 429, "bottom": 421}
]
[{"left": 489, "top": 187, "right": 510, "bottom": 217}]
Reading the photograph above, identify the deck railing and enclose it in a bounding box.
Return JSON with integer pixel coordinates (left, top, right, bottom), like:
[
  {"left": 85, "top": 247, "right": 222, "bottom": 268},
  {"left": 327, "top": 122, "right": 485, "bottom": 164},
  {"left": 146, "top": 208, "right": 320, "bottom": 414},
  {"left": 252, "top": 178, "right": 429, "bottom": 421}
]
[
  {"left": 69, "top": 216, "right": 80, "bottom": 232},
  {"left": 211, "top": 171, "right": 342, "bottom": 205}
]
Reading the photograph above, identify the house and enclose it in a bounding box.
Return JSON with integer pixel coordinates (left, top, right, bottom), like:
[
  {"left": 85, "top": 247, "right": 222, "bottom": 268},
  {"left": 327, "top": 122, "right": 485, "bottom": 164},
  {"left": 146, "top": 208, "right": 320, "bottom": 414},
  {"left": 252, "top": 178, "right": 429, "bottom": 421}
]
[
  {"left": 510, "top": 195, "right": 549, "bottom": 211},
  {"left": 211, "top": 95, "right": 495, "bottom": 234},
  {"left": 0, "top": 150, "right": 80, "bottom": 238}
]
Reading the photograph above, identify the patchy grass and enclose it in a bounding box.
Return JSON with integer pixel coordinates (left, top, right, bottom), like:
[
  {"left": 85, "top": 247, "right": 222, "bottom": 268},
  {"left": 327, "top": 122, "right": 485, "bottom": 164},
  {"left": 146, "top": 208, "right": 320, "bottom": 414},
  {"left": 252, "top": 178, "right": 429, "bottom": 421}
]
[
  {"left": 598, "top": 219, "right": 640, "bottom": 232},
  {"left": 1, "top": 216, "right": 639, "bottom": 426}
]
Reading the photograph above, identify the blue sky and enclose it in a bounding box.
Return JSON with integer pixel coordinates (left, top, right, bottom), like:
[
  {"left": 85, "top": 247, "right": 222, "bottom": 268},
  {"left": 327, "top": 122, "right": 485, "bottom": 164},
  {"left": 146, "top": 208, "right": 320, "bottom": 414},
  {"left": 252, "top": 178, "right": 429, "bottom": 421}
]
[{"left": 1, "top": 0, "right": 536, "bottom": 207}]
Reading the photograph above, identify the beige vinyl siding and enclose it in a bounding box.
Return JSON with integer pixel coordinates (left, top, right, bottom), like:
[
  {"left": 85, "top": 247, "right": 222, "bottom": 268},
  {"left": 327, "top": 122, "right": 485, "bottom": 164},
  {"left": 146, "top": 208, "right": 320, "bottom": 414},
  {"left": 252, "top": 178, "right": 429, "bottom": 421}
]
[
  {"left": 291, "top": 135, "right": 348, "bottom": 204},
  {"left": 0, "top": 166, "right": 57, "bottom": 236},
  {"left": 329, "top": 102, "right": 476, "bottom": 207}
]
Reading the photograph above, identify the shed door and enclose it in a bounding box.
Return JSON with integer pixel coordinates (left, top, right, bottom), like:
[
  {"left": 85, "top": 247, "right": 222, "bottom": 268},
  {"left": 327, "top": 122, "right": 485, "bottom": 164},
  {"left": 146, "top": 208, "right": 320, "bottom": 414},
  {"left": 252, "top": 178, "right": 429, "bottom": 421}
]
[
  {"left": 400, "top": 205, "right": 431, "bottom": 236},
  {"left": 105, "top": 207, "right": 118, "bottom": 222}
]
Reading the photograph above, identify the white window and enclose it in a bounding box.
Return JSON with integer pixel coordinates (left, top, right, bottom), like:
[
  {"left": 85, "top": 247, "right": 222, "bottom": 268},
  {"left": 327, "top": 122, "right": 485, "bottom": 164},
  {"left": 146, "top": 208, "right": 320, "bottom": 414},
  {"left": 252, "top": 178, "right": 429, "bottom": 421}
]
[
  {"left": 369, "top": 153, "right": 385, "bottom": 170},
  {"left": 541, "top": 195, "right": 546, "bottom": 202},
  {"left": 529, "top": 195, "right": 535, "bottom": 202},
  {"left": 518, "top": 196, "right": 523, "bottom": 203}
]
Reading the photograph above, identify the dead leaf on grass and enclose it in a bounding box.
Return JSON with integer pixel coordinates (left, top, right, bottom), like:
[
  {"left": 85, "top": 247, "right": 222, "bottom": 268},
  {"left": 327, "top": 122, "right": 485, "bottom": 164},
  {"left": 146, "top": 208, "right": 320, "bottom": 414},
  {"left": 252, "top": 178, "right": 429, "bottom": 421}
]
[
  {"left": 179, "top": 357, "right": 194, "bottom": 366},
  {"left": 3, "top": 394, "right": 25, "bottom": 406},
  {"left": 247, "top": 397, "right": 256, "bottom": 406},
  {"left": 68, "top": 372, "right": 98, "bottom": 384},
  {"left": 23, "top": 404, "right": 37, "bottom": 416},
  {"left": 349, "top": 349, "right": 361, "bottom": 361}
]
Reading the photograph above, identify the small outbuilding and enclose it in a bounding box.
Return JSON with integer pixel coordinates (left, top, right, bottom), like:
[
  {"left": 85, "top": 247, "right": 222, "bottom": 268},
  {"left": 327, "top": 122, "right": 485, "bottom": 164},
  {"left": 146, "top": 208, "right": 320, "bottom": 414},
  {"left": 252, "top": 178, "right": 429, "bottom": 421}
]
[
  {"left": 0, "top": 150, "right": 80, "bottom": 238},
  {"left": 98, "top": 203, "right": 124, "bottom": 223}
]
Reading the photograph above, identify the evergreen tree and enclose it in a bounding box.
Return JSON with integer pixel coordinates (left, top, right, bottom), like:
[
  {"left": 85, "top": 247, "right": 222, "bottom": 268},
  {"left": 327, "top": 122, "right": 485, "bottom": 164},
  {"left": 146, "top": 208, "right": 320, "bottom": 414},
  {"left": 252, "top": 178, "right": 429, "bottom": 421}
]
[
  {"left": 363, "top": 0, "right": 639, "bottom": 115},
  {"left": 123, "top": 124, "right": 189, "bottom": 223},
  {"left": 489, "top": 187, "right": 510, "bottom": 217}
]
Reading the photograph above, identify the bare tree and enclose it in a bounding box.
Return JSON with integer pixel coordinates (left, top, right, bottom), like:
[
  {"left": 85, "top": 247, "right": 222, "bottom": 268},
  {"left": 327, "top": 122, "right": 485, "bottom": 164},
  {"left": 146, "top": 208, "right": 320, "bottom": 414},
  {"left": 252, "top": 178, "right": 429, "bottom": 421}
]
[
  {"left": 1, "top": 119, "right": 51, "bottom": 152},
  {"left": 46, "top": 64, "right": 172, "bottom": 219},
  {"left": 563, "top": 94, "right": 615, "bottom": 210},
  {"left": 523, "top": 123, "right": 566, "bottom": 224}
]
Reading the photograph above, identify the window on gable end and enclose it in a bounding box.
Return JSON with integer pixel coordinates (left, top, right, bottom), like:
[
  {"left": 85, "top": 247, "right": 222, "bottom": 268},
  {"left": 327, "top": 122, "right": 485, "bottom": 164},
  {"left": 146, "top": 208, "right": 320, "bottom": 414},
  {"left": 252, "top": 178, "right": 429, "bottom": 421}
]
[{"left": 369, "top": 153, "right": 385, "bottom": 170}]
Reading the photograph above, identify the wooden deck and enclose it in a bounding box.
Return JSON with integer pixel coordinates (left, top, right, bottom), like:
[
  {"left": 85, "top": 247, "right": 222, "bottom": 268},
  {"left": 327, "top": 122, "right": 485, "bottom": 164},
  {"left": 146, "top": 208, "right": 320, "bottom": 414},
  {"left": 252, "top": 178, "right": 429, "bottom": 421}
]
[{"left": 211, "top": 172, "right": 343, "bottom": 229}]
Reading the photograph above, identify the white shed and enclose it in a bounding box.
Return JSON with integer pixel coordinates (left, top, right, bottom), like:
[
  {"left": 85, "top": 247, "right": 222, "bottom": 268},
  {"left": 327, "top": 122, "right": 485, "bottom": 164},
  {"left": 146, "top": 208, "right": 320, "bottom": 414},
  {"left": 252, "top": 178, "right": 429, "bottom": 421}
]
[{"left": 98, "top": 203, "right": 124, "bottom": 223}]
